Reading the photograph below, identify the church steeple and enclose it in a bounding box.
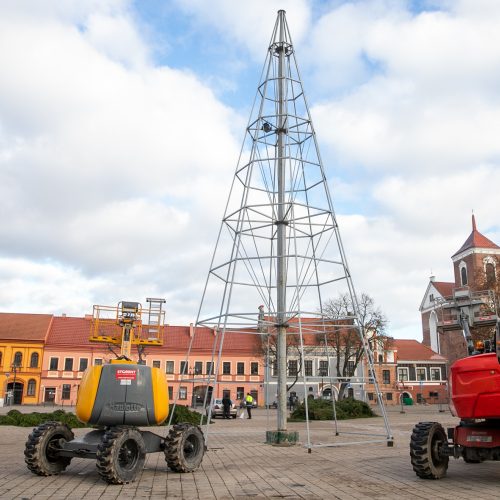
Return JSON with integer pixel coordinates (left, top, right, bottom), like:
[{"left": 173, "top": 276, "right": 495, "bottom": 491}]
[{"left": 452, "top": 214, "right": 499, "bottom": 258}]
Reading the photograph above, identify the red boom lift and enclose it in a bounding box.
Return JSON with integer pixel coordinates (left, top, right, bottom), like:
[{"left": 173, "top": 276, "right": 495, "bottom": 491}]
[{"left": 410, "top": 320, "right": 500, "bottom": 478}]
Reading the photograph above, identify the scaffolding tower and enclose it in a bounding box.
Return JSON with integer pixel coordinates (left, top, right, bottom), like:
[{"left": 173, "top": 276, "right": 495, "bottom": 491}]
[{"left": 194, "top": 10, "right": 393, "bottom": 448}]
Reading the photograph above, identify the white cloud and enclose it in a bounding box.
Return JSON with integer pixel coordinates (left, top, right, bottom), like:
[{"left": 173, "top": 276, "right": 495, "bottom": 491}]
[
  {"left": 1, "top": 0, "right": 500, "bottom": 343},
  {"left": 0, "top": 1, "right": 240, "bottom": 321},
  {"left": 173, "top": 0, "right": 311, "bottom": 59}
]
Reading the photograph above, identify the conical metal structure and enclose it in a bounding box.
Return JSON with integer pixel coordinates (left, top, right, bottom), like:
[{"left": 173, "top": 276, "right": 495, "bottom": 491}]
[{"left": 195, "top": 10, "right": 392, "bottom": 446}]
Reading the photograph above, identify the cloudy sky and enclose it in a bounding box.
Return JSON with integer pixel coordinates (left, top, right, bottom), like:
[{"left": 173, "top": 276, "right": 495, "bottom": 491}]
[{"left": 0, "top": 0, "right": 499, "bottom": 340}]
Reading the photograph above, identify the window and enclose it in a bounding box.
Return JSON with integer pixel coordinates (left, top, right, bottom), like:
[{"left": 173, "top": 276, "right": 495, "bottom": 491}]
[
  {"left": 168, "top": 387, "right": 173, "bottom": 400},
  {"left": 62, "top": 384, "right": 71, "bottom": 400},
  {"left": 79, "top": 358, "right": 88, "bottom": 372},
  {"left": 166, "top": 361, "right": 174, "bottom": 374},
  {"left": 304, "top": 360, "right": 313, "bottom": 377},
  {"left": 430, "top": 367, "right": 441, "bottom": 381},
  {"left": 485, "top": 262, "right": 496, "bottom": 285},
  {"left": 94, "top": 358, "right": 103, "bottom": 366},
  {"left": 237, "top": 362, "right": 245, "bottom": 375},
  {"left": 318, "top": 360, "right": 328, "bottom": 377},
  {"left": 460, "top": 262, "right": 468, "bottom": 286},
  {"left": 429, "top": 391, "right": 439, "bottom": 398},
  {"left": 194, "top": 361, "right": 203, "bottom": 375},
  {"left": 416, "top": 368, "right": 426, "bottom": 381},
  {"left": 64, "top": 358, "right": 74, "bottom": 371},
  {"left": 368, "top": 392, "right": 374, "bottom": 401},
  {"left": 206, "top": 362, "right": 213, "bottom": 375},
  {"left": 49, "top": 357, "right": 59, "bottom": 370},
  {"left": 251, "top": 362, "right": 259, "bottom": 375},
  {"left": 179, "top": 387, "right": 187, "bottom": 400},
  {"left": 30, "top": 352, "right": 39, "bottom": 368},
  {"left": 382, "top": 370, "right": 391, "bottom": 385},
  {"left": 416, "top": 393, "right": 424, "bottom": 404},
  {"left": 397, "top": 367, "right": 409, "bottom": 382},
  {"left": 386, "top": 392, "right": 393, "bottom": 401},
  {"left": 347, "top": 361, "right": 355, "bottom": 377},
  {"left": 288, "top": 360, "right": 298, "bottom": 376},
  {"left": 378, "top": 354, "right": 383, "bottom": 363},
  {"left": 429, "top": 293, "right": 434, "bottom": 302},
  {"left": 223, "top": 362, "right": 231, "bottom": 375},
  {"left": 180, "top": 361, "right": 187, "bottom": 375},
  {"left": 152, "top": 360, "right": 161, "bottom": 369},
  {"left": 27, "top": 379, "right": 36, "bottom": 396},
  {"left": 272, "top": 360, "right": 278, "bottom": 377},
  {"left": 236, "top": 387, "right": 244, "bottom": 399},
  {"left": 222, "top": 389, "right": 230, "bottom": 399},
  {"left": 14, "top": 351, "right": 22, "bottom": 367}
]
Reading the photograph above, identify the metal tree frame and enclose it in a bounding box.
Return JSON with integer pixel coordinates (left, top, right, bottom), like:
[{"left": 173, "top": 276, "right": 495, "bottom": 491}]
[{"left": 192, "top": 10, "right": 393, "bottom": 449}]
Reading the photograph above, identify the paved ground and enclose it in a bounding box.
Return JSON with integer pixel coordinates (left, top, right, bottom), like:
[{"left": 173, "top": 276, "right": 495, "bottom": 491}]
[{"left": 0, "top": 404, "right": 498, "bottom": 499}]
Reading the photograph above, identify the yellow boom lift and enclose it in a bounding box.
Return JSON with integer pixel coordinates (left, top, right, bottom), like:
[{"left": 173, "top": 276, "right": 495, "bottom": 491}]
[{"left": 24, "top": 299, "right": 205, "bottom": 484}]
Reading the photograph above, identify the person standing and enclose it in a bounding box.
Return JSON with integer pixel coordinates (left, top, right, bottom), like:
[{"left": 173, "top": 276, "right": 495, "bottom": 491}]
[
  {"left": 245, "top": 392, "right": 254, "bottom": 419},
  {"left": 222, "top": 395, "right": 232, "bottom": 419}
]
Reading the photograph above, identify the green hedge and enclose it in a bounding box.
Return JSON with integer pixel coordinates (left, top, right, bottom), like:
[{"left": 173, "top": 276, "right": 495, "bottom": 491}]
[
  {"left": 0, "top": 409, "right": 86, "bottom": 428},
  {"left": 289, "top": 398, "right": 375, "bottom": 421},
  {"left": 0, "top": 405, "right": 208, "bottom": 428}
]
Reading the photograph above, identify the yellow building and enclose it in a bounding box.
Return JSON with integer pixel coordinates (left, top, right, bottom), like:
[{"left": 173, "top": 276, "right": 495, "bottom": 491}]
[{"left": 0, "top": 313, "right": 53, "bottom": 405}]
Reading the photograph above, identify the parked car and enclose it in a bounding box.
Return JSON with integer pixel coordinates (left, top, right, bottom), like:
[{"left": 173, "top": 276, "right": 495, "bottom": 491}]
[{"left": 206, "top": 398, "right": 237, "bottom": 418}]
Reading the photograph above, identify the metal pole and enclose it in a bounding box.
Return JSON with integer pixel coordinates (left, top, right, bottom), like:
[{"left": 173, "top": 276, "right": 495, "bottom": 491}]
[
  {"left": 276, "top": 9, "right": 288, "bottom": 433},
  {"left": 12, "top": 364, "right": 17, "bottom": 405}
]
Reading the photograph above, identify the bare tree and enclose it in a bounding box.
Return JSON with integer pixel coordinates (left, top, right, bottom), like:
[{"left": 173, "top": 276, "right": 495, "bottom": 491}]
[{"left": 323, "top": 292, "right": 390, "bottom": 399}]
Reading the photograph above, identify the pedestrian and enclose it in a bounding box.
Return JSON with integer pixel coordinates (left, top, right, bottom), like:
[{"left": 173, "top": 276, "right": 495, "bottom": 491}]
[
  {"left": 222, "top": 395, "right": 232, "bottom": 419},
  {"left": 245, "top": 392, "right": 254, "bottom": 419}
]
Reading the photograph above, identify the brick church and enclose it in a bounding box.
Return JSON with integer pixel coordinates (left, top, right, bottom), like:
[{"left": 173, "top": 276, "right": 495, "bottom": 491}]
[{"left": 420, "top": 215, "right": 499, "bottom": 366}]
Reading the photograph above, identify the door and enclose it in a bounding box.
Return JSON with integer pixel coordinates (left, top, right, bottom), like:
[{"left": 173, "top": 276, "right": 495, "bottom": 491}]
[
  {"left": 44, "top": 387, "right": 56, "bottom": 404},
  {"left": 7, "top": 382, "right": 23, "bottom": 404}
]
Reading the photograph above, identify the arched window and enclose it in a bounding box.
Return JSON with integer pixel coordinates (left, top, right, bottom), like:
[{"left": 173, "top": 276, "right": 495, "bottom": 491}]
[
  {"left": 429, "top": 311, "right": 439, "bottom": 353},
  {"left": 378, "top": 354, "right": 384, "bottom": 363},
  {"left": 27, "top": 379, "right": 36, "bottom": 397},
  {"left": 30, "top": 352, "right": 39, "bottom": 368},
  {"left": 485, "top": 262, "right": 496, "bottom": 285},
  {"left": 460, "top": 266, "right": 468, "bottom": 286},
  {"left": 13, "top": 351, "right": 22, "bottom": 367}
]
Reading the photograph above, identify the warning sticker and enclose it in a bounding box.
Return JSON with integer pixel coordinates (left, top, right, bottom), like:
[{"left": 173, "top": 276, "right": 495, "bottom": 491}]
[{"left": 116, "top": 369, "right": 137, "bottom": 381}]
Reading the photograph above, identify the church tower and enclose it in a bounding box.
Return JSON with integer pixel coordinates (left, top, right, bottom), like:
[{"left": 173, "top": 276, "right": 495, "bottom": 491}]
[{"left": 420, "top": 215, "right": 499, "bottom": 366}]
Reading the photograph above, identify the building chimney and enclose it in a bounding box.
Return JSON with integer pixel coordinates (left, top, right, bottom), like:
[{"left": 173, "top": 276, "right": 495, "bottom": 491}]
[{"left": 189, "top": 323, "right": 194, "bottom": 337}]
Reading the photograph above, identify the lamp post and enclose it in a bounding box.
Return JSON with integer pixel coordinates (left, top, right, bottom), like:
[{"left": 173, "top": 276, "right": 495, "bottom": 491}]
[
  {"left": 11, "top": 363, "right": 18, "bottom": 405},
  {"left": 399, "top": 374, "right": 405, "bottom": 414},
  {"left": 189, "top": 367, "right": 195, "bottom": 408}
]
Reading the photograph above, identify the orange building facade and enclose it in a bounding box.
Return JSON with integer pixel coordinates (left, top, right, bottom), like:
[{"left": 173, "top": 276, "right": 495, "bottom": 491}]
[
  {"left": 0, "top": 313, "right": 52, "bottom": 405},
  {"left": 41, "top": 316, "right": 264, "bottom": 407}
]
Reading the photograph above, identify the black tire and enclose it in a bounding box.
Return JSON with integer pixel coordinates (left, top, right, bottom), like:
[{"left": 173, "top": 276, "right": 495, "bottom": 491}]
[
  {"left": 410, "top": 422, "right": 449, "bottom": 479},
  {"left": 463, "top": 449, "right": 483, "bottom": 463},
  {"left": 96, "top": 427, "right": 146, "bottom": 484},
  {"left": 164, "top": 423, "right": 205, "bottom": 472},
  {"left": 24, "top": 421, "right": 74, "bottom": 476}
]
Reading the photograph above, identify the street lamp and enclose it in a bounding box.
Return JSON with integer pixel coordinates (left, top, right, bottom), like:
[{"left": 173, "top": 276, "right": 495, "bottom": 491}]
[
  {"left": 11, "top": 362, "right": 18, "bottom": 406},
  {"left": 399, "top": 374, "right": 406, "bottom": 414},
  {"left": 189, "top": 367, "right": 195, "bottom": 408}
]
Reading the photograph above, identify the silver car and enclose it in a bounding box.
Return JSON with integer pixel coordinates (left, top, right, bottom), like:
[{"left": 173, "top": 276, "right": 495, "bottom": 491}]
[{"left": 206, "top": 398, "right": 237, "bottom": 418}]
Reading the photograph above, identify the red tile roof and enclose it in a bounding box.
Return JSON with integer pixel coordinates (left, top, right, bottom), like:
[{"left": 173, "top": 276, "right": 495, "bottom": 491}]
[
  {"left": 452, "top": 214, "right": 499, "bottom": 257},
  {"left": 0, "top": 313, "right": 53, "bottom": 341},
  {"left": 47, "top": 316, "right": 93, "bottom": 346},
  {"left": 432, "top": 281, "right": 454, "bottom": 298},
  {"left": 46, "top": 317, "right": 262, "bottom": 354},
  {"left": 393, "top": 339, "right": 447, "bottom": 362}
]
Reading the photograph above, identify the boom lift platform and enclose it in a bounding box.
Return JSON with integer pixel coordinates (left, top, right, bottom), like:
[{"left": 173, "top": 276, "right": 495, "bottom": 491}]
[
  {"left": 410, "top": 319, "right": 500, "bottom": 478},
  {"left": 24, "top": 300, "right": 205, "bottom": 484}
]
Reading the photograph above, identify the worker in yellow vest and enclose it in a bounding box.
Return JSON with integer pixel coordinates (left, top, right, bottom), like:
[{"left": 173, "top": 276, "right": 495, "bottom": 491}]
[{"left": 245, "top": 392, "right": 254, "bottom": 419}]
